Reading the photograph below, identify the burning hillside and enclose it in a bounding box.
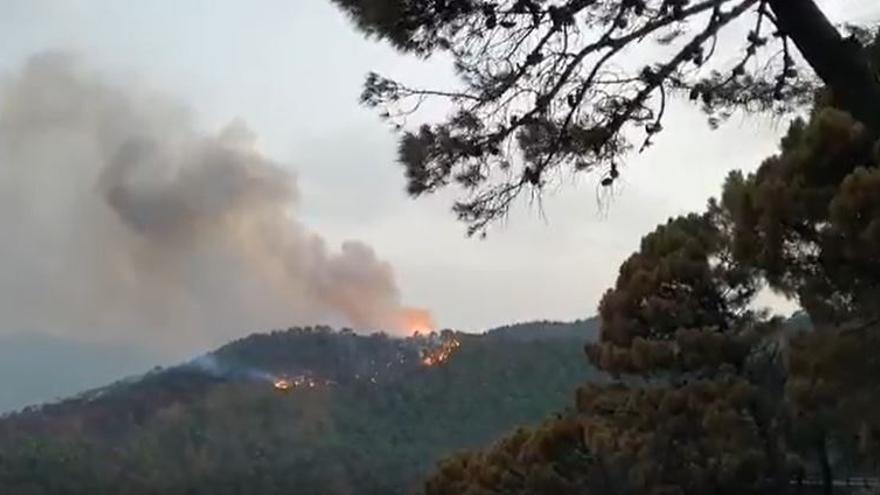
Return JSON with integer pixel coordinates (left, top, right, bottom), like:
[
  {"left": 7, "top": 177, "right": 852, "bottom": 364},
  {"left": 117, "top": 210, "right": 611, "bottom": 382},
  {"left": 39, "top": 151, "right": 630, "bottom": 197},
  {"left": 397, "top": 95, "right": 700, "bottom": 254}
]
[
  {"left": 0, "top": 321, "right": 600, "bottom": 495},
  {"left": 419, "top": 334, "right": 461, "bottom": 367},
  {"left": 180, "top": 327, "right": 465, "bottom": 395},
  {"left": 272, "top": 374, "right": 332, "bottom": 392},
  {"left": 263, "top": 332, "right": 461, "bottom": 391}
]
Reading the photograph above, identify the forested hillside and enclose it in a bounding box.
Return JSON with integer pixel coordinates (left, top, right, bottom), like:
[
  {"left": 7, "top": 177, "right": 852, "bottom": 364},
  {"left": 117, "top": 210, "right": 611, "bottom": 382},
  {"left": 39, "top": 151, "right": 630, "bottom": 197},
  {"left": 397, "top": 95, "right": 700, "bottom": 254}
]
[{"left": 0, "top": 321, "right": 601, "bottom": 495}]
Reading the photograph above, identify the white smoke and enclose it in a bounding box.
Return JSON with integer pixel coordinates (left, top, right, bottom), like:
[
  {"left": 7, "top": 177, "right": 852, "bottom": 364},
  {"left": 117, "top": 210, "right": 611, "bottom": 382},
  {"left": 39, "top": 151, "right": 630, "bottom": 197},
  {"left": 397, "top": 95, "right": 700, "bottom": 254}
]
[{"left": 0, "top": 53, "right": 431, "bottom": 352}]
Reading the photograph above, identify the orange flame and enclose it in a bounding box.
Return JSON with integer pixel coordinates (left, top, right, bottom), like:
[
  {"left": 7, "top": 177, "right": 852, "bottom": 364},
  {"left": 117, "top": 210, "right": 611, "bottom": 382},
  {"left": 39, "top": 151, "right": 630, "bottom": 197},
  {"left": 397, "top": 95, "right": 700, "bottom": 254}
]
[
  {"left": 396, "top": 308, "right": 435, "bottom": 336},
  {"left": 272, "top": 375, "right": 322, "bottom": 391},
  {"left": 420, "top": 336, "right": 460, "bottom": 367},
  {"left": 273, "top": 378, "right": 292, "bottom": 391}
]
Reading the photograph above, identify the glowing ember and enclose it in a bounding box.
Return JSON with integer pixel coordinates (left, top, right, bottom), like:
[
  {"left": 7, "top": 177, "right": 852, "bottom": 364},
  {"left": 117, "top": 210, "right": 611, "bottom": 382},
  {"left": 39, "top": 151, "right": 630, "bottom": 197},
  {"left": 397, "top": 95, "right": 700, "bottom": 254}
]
[
  {"left": 272, "top": 374, "right": 327, "bottom": 392},
  {"left": 420, "top": 336, "right": 460, "bottom": 367},
  {"left": 273, "top": 378, "right": 293, "bottom": 391}
]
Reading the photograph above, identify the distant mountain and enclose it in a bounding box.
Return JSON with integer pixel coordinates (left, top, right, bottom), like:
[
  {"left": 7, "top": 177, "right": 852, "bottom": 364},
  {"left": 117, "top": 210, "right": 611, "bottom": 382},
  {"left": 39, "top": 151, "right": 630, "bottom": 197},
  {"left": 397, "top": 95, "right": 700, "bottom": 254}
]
[
  {"left": 0, "top": 319, "right": 601, "bottom": 495},
  {"left": 485, "top": 318, "right": 599, "bottom": 342},
  {"left": 0, "top": 333, "right": 166, "bottom": 413}
]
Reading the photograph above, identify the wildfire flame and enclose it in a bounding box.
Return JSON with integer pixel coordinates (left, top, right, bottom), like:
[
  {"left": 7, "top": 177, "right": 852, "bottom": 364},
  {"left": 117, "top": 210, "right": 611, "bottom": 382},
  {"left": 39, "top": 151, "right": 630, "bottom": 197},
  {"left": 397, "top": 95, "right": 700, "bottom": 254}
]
[
  {"left": 266, "top": 329, "right": 459, "bottom": 395},
  {"left": 396, "top": 308, "right": 435, "bottom": 336},
  {"left": 420, "top": 336, "right": 460, "bottom": 367},
  {"left": 272, "top": 375, "right": 323, "bottom": 392}
]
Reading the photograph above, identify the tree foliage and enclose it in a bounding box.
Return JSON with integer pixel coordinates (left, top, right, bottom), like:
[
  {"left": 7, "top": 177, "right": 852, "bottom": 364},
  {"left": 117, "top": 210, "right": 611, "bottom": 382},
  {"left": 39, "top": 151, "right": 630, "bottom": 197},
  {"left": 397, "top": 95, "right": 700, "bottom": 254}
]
[
  {"left": 0, "top": 322, "right": 602, "bottom": 495},
  {"left": 333, "top": 0, "right": 880, "bottom": 235},
  {"left": 424, "top": 68, "right": 880, "bottom": 494},
  {"left": 721, "top": 100, "right": 880, "bottom": 481}
]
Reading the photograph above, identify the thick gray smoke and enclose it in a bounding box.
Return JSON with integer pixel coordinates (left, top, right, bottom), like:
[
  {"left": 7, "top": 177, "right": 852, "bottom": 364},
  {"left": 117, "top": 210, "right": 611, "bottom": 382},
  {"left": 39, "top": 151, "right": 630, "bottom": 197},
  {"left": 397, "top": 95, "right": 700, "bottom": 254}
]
[{"left": 0, "top": 53, "right": 431, "bottom": 352}]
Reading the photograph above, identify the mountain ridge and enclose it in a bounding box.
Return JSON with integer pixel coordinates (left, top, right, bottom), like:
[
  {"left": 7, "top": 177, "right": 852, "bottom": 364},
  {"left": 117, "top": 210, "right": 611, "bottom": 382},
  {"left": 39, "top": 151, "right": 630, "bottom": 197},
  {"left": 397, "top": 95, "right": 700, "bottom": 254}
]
[{"left": 0, "top": 319, "right": 602, "bottom": 495}]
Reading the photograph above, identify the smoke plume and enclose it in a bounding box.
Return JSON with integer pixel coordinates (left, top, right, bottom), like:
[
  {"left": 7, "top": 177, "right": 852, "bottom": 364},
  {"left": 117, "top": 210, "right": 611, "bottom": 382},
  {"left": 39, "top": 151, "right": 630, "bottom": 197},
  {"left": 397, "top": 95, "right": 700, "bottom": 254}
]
[{"left": 0, "top": 53, "right": 431, "bottom": 352}]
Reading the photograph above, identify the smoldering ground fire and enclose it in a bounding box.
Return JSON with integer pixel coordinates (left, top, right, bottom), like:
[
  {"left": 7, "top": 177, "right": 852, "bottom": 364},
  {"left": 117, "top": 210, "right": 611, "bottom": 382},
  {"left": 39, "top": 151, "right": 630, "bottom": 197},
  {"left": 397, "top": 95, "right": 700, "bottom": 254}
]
[
  {"left": 184, "top": 331, "right": 461, "bottom": 393},
  {"left": 0, "top": 53, "right": 431, "bottom": 349}
]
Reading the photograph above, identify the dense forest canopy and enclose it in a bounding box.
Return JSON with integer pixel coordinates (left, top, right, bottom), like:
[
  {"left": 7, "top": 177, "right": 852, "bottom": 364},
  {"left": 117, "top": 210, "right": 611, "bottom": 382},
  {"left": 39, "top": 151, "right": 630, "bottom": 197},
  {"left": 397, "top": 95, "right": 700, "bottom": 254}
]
[
  {"left": 0, "top": 321, "right": 603, "bottom": 495},
  {"left": 333, "top": 0, "right": 880, "bottom": 235},
  {"left": 423, "top": 69, "right": 880, "bottom": 495},
  {"left": 323, "top": 6, "right": 880, "bottom": 491}
]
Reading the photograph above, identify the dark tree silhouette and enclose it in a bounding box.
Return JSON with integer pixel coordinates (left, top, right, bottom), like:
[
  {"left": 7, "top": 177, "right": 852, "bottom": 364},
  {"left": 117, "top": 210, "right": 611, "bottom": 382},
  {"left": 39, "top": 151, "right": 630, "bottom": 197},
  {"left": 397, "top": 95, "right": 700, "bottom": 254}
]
[
  {"left": 332, "top": 0, "right": 880, "bottom": 235},
  {"left": 422, "top": 89, "right": 880, "bottom": 495}
]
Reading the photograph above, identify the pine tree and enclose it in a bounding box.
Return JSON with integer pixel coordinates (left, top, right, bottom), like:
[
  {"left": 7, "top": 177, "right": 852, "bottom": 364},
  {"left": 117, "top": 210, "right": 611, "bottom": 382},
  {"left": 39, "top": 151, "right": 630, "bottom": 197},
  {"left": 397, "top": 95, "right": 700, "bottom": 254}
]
[
  {"left": 333, "top": 0, "right": 880, "bottom": 234},
  {"left": 423, "top": 40, "right": 880, "bottom": 493}
]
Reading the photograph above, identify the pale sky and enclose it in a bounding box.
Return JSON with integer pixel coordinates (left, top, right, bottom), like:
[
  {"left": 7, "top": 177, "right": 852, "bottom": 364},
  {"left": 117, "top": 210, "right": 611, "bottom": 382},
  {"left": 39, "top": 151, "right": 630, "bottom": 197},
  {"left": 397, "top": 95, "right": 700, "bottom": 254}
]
[{"left": 0, "top": 0, "right": 876, "bottom": 346}]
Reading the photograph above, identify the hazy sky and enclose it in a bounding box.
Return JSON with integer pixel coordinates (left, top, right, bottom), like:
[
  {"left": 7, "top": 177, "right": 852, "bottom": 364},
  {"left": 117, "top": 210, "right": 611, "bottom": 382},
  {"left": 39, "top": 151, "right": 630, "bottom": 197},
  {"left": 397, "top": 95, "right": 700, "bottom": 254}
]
[{"left": 1, "top": 0, "right": 877, "bottom": 352}]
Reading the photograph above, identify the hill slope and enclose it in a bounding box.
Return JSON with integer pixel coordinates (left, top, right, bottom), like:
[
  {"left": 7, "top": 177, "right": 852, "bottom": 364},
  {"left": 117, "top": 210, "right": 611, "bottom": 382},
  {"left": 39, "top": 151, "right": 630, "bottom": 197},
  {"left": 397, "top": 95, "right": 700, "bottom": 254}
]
[{"left": 0, "top": 320, "right": 601, "bottom": 495}]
